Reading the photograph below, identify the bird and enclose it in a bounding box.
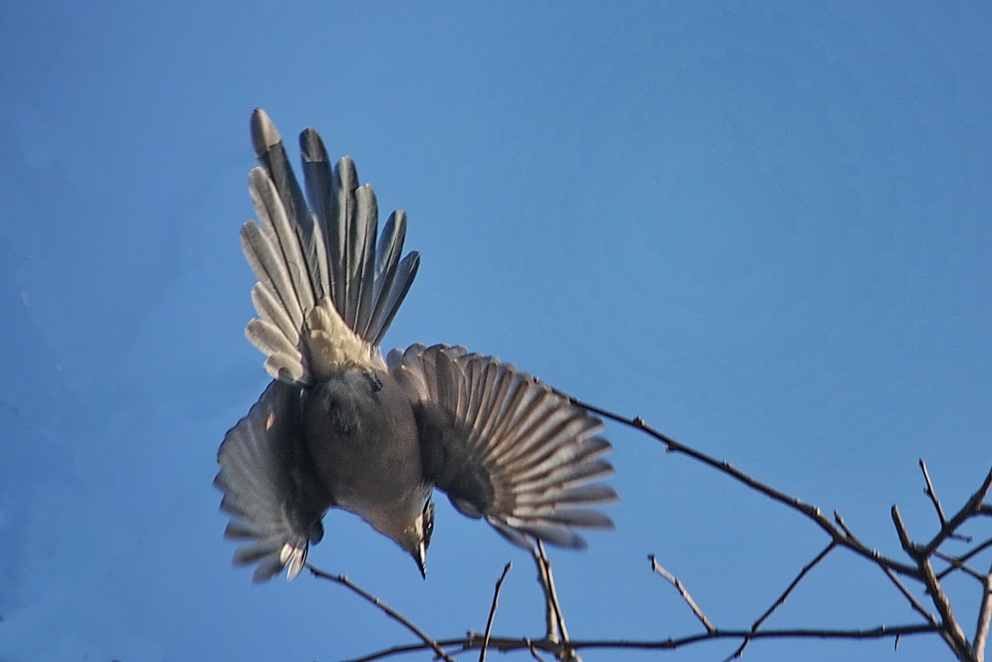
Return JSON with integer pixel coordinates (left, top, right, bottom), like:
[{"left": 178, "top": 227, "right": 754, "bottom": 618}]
[{"left": 215, "top": 109, "right": 617, "bottom": 582}]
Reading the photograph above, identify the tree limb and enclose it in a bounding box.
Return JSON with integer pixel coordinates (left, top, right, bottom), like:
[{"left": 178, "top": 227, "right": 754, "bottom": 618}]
[
  {"left": 556, "top": 390, "right": 921, "bottom": 578},
  {"left": 342, "top": 624, "right": 941, "bottom": 661},
  {"left": 307, "top": 564, "right": 457, "bottom": 662}
]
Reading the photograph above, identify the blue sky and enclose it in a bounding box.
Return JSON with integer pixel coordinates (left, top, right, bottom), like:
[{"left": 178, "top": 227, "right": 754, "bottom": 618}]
[{"left": 1, "top": 3, "right": 990, "bottom": 661}]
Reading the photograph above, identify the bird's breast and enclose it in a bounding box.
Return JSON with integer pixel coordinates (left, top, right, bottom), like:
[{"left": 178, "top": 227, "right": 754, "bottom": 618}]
[{"left": 301, "top": 369, "right": 425, "bottom": 506}]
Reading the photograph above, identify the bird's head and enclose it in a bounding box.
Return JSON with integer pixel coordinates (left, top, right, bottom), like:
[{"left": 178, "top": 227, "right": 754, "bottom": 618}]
[
  {"left": 406, "top": 497, "right": 435, "bottom": 578},
  {"left": 364, "top": 490, "right": 435, "bottom": 578}
]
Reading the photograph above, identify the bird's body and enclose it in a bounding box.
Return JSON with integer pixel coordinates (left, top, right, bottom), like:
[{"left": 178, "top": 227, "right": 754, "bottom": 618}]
[
  {"left": 216, "top": 109, "right": 616, "bottom": 581},
  {"left": 302, "top": 368, "right": 430, "bottom": 548}
]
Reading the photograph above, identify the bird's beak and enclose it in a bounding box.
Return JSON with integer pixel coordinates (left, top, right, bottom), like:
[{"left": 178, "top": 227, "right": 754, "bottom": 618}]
[{"left": 413, "top": 541, "right": 427, "bottom": 579}]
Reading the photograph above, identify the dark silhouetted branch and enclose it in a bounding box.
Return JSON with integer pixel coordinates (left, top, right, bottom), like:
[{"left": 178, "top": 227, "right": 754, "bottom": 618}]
[
  {"left": 478, "top": 562, "right": 513, "bottom": 662},
  {"left": 923, "top": 468, "right": 992, "bottom": 557},
  {"left": 725, "top": 542, "right": 838, "bottom": 660},
  {"left": 939, "top": 539, "right": 992, "bottom": 581},
  {"left": 557, "top": 390, "right": 922, "bottom": 578},
  {"left": 306, "top": 564, "right": 457, "bottom": 662},
  {"left": 344, "top": 624, "right": 940, "bottom": 661}
]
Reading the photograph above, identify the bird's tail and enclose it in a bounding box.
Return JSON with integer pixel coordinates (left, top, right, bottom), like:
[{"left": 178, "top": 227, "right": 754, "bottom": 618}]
[{"left": 240, "top": 109, "right": 420, "bottom": 383}]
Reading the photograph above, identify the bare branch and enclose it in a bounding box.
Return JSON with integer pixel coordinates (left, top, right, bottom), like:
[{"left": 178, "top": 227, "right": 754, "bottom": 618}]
[
  {"left": 922, "top": 554, "right": 974, "bottom": 660},
  {"left": 479, "top": 562, "right": 513, "bottom": 662},
  {"left": 934, "top": 550, "right": 987, "bottom": 582},
  {"left": 880, "top": 563, "right": 938, "bottom": 626},
  {"left": 532, "top": 542, "right": 559, "bottom": 641},
  {"left": 940, "top": 539, "right": 992, "bottom": 581},
  {"left": 726, "top": 542, "right": 837, "bottom": 660},
  {"left": 892, "top": 507, "right": 974, "bottom": 660},
  {"left": 345, "top": 624, "right": 942, "bottom": 661},
  {"left": 557, "top": 390, "right": 920, "bottom": 578},
  {"left": 753, "top": 542, "right": 836, "bottom": 631},
  {"left": 924, "top": 467, "right": 992, "bottom": 557},
  {"left": 648, "top": 555, "right": 714, "bottom": 633},
  {"left": 974, "top": 563, "right": 992, "bottom": 662},
  {"left": 306, "top": 564, "right": 457, "bottom": 662},
  {"left": 920, "top": 459, "right": 949, "bottom": 527},
  {"left": 531, "top": 541, "right": 579, "bottom": 661},
  {"left": 833, "top": 510, "right": 859, "bottom": 541},
  {"left": 892, "top": 505, "right": 923, "bottom": 560},
  {"left": 475, "top": 624, "right": 939, "bottom": 655},
  {"left": 342, "top": 642, "right": 440, "bottom": 662}
]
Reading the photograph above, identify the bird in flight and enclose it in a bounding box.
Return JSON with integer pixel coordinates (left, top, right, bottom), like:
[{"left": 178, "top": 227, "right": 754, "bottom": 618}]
[{"left": 215, "top": 109, "right": 617, "bottom": 581}]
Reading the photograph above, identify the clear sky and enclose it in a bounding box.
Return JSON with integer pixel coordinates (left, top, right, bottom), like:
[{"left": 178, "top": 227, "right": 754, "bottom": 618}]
[{"left": 1, "top": 3, "right": 989, "bottom": 661}]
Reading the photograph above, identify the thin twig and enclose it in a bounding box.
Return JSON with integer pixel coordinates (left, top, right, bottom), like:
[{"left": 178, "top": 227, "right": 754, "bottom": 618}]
[
  {"left": 934, "top": 550, "right": 986, "bottom": 581},
  {"left": 833, "top": 510, "right": 860, "bottom": 541},
  {"left": 479, "top": 562, "right": 513, "bottom": 662},
  {"left": 524, "top": 637, "right": 544, "bottom": 662},
  {"left": 306, "top": 564, "right": 457, "bottom": 662},
  {"left": 920, "top": 459, "right": 949, "bottom": 526},
  {"left": 726, "top": 542, "right": 837, "bottom": 660},
  {"left": 753, "top": 542, "right": 837, "bottom": 631},
  {"left": 879, "top": 564, "right": 938, "bottom": 626},
  {"left": 923, "top": 467, "right": 992, "bottom": 557},
  {"left": 342, "top": 641, "right": 441, "bottom": 662},
  {"left": 939, "top": 538, "right": 992, "bottom": 581},
  {"left": 524, "top": 637, "right": 548, "bottom": 662},
  {"left": 648, "top": 555, "right": 714, "bottom": 633}
]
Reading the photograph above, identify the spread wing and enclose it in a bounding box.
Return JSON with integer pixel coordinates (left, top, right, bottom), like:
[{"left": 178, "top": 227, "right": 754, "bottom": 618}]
[
  {"left": 388, "top": 344, "right": 617, "bottom": 548},
  {"left": 241, "top": 109, "right": 420, "bottom": 383},
  {"left": 215, "top": 380, "right": 331, "bottom": 581}
]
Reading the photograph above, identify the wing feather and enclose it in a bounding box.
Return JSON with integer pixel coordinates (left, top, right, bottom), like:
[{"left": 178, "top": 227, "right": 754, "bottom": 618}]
[
  {"left": 215, "top": 381, "right": 331, "bottom": 581},
  {"left": 388, "top": 344, "right": 617, "bottom": 549}
]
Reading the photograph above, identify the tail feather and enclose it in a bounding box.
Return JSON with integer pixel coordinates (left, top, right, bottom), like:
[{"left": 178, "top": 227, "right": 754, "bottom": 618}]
[
  {"left": 250, "top": 111, "right": 314, "bottom": 256},
  {"left": 363, "top": 211, "right": 405, "bottom": 339},
  {"left": 247, "top": 168, "right": 317, "bottom": 316},
  {"left": 242, "top": 109, "right": 421, "bottom": 381},
  {"left": 371, "top": 251, "right": 420, "bottom": 348},
  {"left": 349, "top": 184, "right": 378, "bottom": 335},
  {"left": 240, "top": 217, "right": 305, "bottom": 332},
  {"left": 250, "top": 283, "right": 299, "bottom": 349},
  {"left": 328, "top": 155, "right": 357, "bottom": 322}
]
